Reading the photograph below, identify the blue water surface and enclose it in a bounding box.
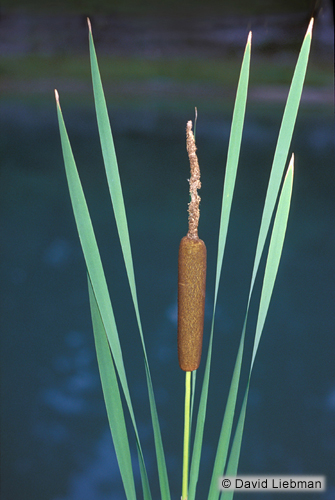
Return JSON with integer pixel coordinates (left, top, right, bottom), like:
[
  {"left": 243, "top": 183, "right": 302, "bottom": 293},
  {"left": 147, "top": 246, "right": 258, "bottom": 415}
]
[{"left": 1, "top": 85, "right": 334, "bottom": 500}]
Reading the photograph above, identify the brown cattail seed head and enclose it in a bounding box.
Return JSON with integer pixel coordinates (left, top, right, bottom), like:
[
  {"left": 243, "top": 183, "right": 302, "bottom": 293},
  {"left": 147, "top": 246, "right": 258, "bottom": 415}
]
[{"left": 178, "top": 235, "right": 207, "bottom": 371}]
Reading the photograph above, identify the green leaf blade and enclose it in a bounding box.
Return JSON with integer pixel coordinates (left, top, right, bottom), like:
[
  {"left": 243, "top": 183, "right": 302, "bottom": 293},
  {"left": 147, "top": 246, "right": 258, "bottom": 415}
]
[
  {"left": 55, "top": 93, "right": 152, "bottom": 500},
  {"left": 220, "top": 388, "right": 249, "bottom": 500},
  {"left": 251, "top": 156, "right": 294, "bottom": 368},
  {"left": 56, "top": 94, "right": 127, "bottom": 409},
  {"left": 188, "top": 32, "right": 251, "bottom": 500},
  {"left": 207, "top": 318, "right": 247, "bottom": 500},
  {"left": 88, "top": 24, "right": 170, "bottom": 500},
  {"left": 221, "top": 157, "right": 294, "bottom": 499},
  {"left": 209, "top": 19, "right": 312, "bottom": 499},
  {"left": 88, "top": 277, "right": 137, "bottom": 500},
  {"left": 250, "top": 20, "right": 313, "bottom": 295},
  {"left": 88, "top": 21, "right": 140, "bottom": 330},
  {"left": 216, "top": 22, "right": 313, "bottom": 495},
  {"left": 214, "top": 31, "right": 252, "bottom": 304}
]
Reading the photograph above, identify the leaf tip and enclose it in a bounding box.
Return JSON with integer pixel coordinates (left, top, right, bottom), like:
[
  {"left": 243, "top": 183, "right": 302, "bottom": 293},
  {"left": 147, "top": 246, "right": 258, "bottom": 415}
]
[
  {"left": 247, "top": 31, "right": 252, "bottom": 45},
  {"left": 288, "top": 153, "right": 294, "bottom": 177},
  {"left": 54, "top": 89, "right": 60, "bottom": 105},
  {"left": 307, "top": 17, "right": 314, "bottom": 37},
  {"left": 87, "top": 17, "right": 92, "bottom": 33}
]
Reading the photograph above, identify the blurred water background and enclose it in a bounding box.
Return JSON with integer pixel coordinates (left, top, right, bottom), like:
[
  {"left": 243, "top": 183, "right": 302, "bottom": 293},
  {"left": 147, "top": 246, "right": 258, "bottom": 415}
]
[{"left": 1, "top": 1, "right": 334, "bottom": 499}]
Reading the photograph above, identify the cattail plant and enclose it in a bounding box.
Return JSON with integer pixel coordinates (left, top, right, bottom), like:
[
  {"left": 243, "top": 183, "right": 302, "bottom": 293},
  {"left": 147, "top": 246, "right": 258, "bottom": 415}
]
[
  {"left": 56, "top": 17, "right": 313, "bottom": 500},
  {"left": 178, "top": 120, "right": 207, "bottom": 500}
]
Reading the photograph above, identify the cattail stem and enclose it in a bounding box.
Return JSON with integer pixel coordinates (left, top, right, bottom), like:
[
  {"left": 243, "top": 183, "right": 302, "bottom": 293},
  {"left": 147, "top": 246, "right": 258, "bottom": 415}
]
[{"left": 182, "top": 370, "right": 191, "bottom": 500}]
